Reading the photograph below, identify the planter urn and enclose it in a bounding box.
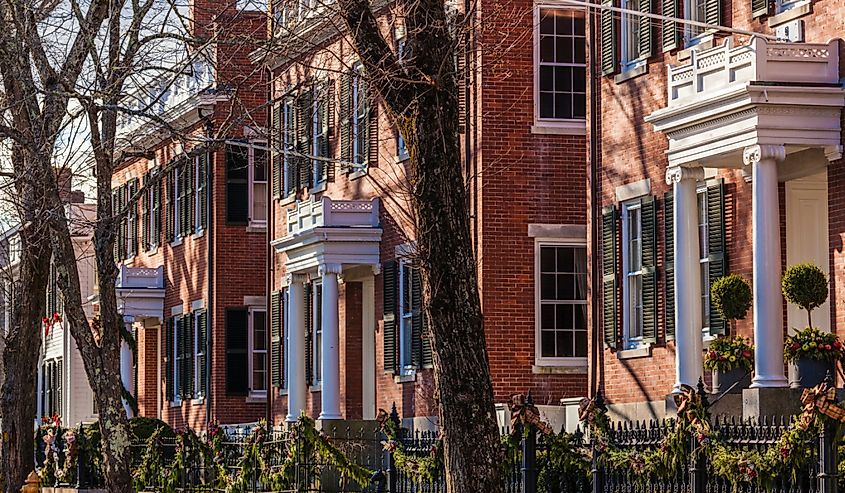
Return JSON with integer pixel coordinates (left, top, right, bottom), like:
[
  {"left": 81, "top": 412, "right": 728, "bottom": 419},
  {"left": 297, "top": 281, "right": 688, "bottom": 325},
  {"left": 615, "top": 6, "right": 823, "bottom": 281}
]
[
  {"left": 711, "top": 367, "right": 751, "bottom": 394},
  {"left": 790, "top": 358, "right": 835, "bottom": 389}
]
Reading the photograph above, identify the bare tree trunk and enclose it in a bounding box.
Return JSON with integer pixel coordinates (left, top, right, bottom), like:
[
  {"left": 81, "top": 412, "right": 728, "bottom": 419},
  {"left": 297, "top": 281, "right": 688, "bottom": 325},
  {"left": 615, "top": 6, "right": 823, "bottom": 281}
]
[
  {"left": 0, "top": 154, "right": 51, "bottom": 493},
  {"left": 336, "top": 1, "right": 505, "bottom": 490}
]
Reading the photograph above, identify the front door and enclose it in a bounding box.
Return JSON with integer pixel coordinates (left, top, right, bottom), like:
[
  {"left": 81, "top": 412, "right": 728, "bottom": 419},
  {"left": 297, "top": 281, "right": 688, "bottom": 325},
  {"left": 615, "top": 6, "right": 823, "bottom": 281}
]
[{"left": 785, "top": 171, "right": 831, "bottom": 333}]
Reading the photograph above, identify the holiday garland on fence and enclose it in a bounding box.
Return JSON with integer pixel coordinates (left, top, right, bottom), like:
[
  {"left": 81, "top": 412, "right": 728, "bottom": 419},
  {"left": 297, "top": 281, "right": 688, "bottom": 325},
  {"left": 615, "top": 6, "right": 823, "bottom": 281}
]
[{"left": 377, "top": 408, "right": 443, "bottom": 482}]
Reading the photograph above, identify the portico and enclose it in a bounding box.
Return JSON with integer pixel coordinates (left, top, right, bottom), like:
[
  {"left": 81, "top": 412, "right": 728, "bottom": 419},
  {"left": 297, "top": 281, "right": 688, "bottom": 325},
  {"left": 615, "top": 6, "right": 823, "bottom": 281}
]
[
  {"left": 272, "top": 196, "right": 382, "bottom": 421},
  {"left": 646, "top": 37, "right": 845, "bottom": 390}
]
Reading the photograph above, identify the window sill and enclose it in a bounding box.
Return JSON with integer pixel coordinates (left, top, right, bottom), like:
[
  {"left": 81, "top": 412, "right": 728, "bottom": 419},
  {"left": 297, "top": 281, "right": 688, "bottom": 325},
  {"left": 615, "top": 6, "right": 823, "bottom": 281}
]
[
  {"left": 191, "top": 398, "right": 205, "bottom": 405},
  {"left": 246, "top": 395, "right": 267, "bottom": 404},
  {"left": 310, "top": 182, "right": 327, "bottom": 195},
  {"left": 192, "top": 229, "right": 205, "bottom": 240},
  {"left": 617, "top": 345, "right": 652, "bottom": 360},
  {"left": 394, "top": 154, "right": 410, "bottom": 164},
  {"left": 144, "top": 246, "right": 158, "bottom": 256},
  {"left": 614, "top": 62, "right": 648, "bottom": 84},
  {"left": 678, "top": 34, "right": 716, "bottom": 61},
  {"left": 532, "top": 364, "right": 587, "bottom": 375},
  {"left": 349, "top": 167, "right": 369, "bottom": 181},
  {"left": 169, "top": 400, "right": 182, "bottom": 408},
  {"left": 394, "top": 372, "right": 417, "bottom": 384},
  {"left": 309, "top": 385, "right": 322, "bottom": 392},
  {"left": 530, "top": 122, "right": 586, "bottom": 136},
  {"left": 768, "top": 1, "right": 812, "bottom": 27},
  {"left": 246, "top": 224, "right": 267, "bottom": 233},
  {"left": 170, "top": 237, "right": 183, "bottom": 248},
  {"left": 280, "top": 194, "right": 297, "bottom": 207}
]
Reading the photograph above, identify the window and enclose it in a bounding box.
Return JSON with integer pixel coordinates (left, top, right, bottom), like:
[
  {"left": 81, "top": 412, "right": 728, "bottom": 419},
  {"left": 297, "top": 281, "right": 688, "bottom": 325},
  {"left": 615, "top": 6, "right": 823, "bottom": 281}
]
[
  {"left": 697, "top": 189, "right": 711, "bottom": 335},
  {"left": 311, "top": 86, "right": 329, "bottom": 187},
  {"left": 172, "top": 317, "right": 185, "bottom": 401},
  {"left": 395, "top": 38, "right": 409, "bottom": 159},
  {"left": 684, "top": 0, "right": 707, "bottom": 41},
  {"left": 399, "top": 261, "right": 416, "bottom": 371},
  {"left": 537, "top": 244, "right": 588, "bottom": 363},
  {"left": 195, "top": 154, "right": 208, "bottom": 231},
  {"left": 622, "top": 201, "right": 644, "bottom": 347},
  {"left": 352, "top": 66, "right": 369, "bottom": 167},
  {"left": 144, "top": 171, "right": 161, "bottom": 250},
  {"left": 312, "top": 283, "right": 323, "bottom": 385},
  {"left": 226, "top": 142, "right": 267, "bottom": 225},
  {"left": 194, "top": 312, "right": 206, "bottom": 398},
  {"left": 127, "top": 180, "right": 138, "bottom": 257},
  {"left": 41, "top": 359, "right": 62, "bottom": 418},
  {"left": 537, "top": 8, "right": 586, "bottom": 121},
  {"left": 249, "top": 309, "right": 268, "bottom": 394},
  {"left": 283, "top": 289, "right": 290, "bottom": 389},
  {"left": 620, "top": 0, "right": 641, "bottom": 70},
  {"left": 169, "top": 165, "right": 182, "bottom": 239},
  {"left": 282, "top": 100, "right": 295, "bottom": 196}
]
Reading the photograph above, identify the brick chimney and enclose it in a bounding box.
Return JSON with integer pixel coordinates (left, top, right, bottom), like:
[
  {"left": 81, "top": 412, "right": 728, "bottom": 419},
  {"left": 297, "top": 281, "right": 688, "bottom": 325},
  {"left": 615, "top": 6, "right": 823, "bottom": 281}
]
[{"left": 54, "top": 167, "right": 84, "bottom": 204}]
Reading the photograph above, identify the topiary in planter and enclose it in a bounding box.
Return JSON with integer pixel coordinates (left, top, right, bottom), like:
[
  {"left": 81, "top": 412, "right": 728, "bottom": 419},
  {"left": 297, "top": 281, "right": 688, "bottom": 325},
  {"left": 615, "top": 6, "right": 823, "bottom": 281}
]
[
  {"left": 710, "top": 274, "right": 752, "bottom": 333},
  {"left": 782, "top": 263, "right": 828, "bottom": 329}
]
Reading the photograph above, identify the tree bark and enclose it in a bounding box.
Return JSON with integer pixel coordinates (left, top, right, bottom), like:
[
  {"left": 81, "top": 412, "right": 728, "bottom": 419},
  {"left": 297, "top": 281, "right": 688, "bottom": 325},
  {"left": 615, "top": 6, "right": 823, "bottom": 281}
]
[{"left": 336, "top": 1, "right": 505, "bottom": 491}]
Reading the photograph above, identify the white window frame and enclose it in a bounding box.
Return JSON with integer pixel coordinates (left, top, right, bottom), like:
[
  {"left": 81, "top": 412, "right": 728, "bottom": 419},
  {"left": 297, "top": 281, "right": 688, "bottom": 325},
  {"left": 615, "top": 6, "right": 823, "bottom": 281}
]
[
  {"left": 398, "top": 260, "right": 417, "bottom": 374},
  {"left": 619, "top": 0, "right": 645, "bottom": 72},
  {"left": 171, "top": 166, "right": 182, "bottom": 241},
  {"left": 697, "top": 187, "right": 711, "bottom": 337},
  {"left": 147, "top": 176, "right": 158, "bottom": 250},
  {"left": 193, "top": 155, "right": 204, "bottom": 233},
  {"left": 351, "top": 64, "right": 369, "bottom": 167},
  {"left": 172, "top": 318, "right": 182, "bottom": 404},
  {"left": 193, "top": 313, "right": 205, "bottom": 399},
  {"left": 622, "top": 200, "right": 645, "bottom": 349},
  {"left": 248, "top": 143, "right": 268, "bottom": 226},
  {"left": 533, "top": 5, "right": 587, "bottom": 132},
  {"left": 534, "top": 240, "right": 588, "bottom": 367},
  {"left": 776, "top": 0, "right": 806, "bottom": 14},
  {"left": 282, "top": 100, "right": 294, "bottom": 196},
  {"left": 683, "top": 0, "right": 708, "bottom": 45},
  {"left": 312, "top": 282, "right": 323, "bottom": 385},
  {"left": 311, "top": 87, "right": 328, "bottom": 188},
  {"left": 248, "top": 307, "right": 268, "bottom": 397}
]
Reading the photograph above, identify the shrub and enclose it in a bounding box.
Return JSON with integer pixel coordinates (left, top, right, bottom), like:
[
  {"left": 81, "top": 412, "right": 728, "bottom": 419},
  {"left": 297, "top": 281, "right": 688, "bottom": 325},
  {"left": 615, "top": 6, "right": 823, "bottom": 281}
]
[
  {"left": 782, "top": 263, "right": 828, "bottom": 328},
  {"left": 711, "top": 274, "right": 752, "bottom": 323}
]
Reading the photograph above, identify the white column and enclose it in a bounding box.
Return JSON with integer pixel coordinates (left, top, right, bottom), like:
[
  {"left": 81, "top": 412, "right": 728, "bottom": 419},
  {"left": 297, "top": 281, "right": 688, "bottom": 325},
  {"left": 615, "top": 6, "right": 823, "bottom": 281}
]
[
  {"left": 667, "top": 166, "right": 705, "bottom": 391},
  {"left": 286, "top": 273, "right": 308, "bottom": 422},
  {"left": 120, "top": 318, "right": 135, "bottom": 418},
  {"left": 319, "top": 263, "right": 342, "bottom": 420},
  {"left": 745, "top": 144, "right": 788, "bottom": 388}
]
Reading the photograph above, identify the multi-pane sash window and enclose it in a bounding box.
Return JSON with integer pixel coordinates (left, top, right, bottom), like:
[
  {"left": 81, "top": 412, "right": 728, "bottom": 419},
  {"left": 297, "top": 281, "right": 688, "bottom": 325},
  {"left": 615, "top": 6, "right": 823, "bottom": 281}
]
[
  {"left": 311, "top": 87, "right": 329, "bottom": 186},
  {"left": 226, "top": 142, "right": 267, "bottom": 225},
  {"left": 312, "top": 283, "right": 323, "bottom": 385},
  {"left": 685, "top": 0, "right": 707, "bottom": 40},
  {"left": 698, "top": 189, "right": 711, "bottom": 335},
  {"left": 538, "top": 245, "right": 588, "bottom": 360},
  {"left": 282, "top": 101, "right": 295, "bottom": 196},
  {"left": 249, "top": 309, "right": 267, "bottom": 394},
  {"left": 194, "top": 312, "right": 206, "bottom": 398},
  {"left": 623, "top": 202, "right": 644, "bottom": 347},
  {"left": 399, "top": 261, "right": 415, "bottom": 370},
  {"left": 252, "top": 147, "right": 268, "bottom": 223},
  {"left": 537, "top": 8, "right": 586, "bottom": 120},
  {"left": 352, "top": 66, "right": 369, "bottom": 166},
  {"left": 620, "top": 0, "right": 641, "bottom": 69}
]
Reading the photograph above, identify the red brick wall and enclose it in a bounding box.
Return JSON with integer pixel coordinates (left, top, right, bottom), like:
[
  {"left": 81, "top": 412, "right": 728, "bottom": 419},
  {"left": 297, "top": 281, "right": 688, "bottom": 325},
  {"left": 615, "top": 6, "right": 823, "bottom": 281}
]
[{"left": 593, "top": 3, "right": 845, "bottom": 405}]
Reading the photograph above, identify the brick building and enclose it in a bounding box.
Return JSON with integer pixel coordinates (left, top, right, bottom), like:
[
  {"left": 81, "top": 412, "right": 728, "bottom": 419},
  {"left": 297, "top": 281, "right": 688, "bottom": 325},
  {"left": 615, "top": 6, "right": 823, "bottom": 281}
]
[
  {"left": 592, "top": 0, "right": 845, "bottom": 418},
  {"left": 265, "top": 0, "right": 589, "bottom": 428},
  {"left": 109, "top": 0, "right": 269, "bottom": 430}
]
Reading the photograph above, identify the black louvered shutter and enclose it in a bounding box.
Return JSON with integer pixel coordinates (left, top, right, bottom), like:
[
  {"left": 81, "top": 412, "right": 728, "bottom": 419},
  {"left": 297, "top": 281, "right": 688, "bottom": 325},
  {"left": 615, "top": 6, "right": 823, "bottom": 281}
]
[
  {"left": 602, "top": 206, "right": 618, "bottom": 349},
  {"left": 185, "top": 160, "right": 195, "bottom": 234},
  {"left": 153, "top": 174, "right": 162, "bottom": 247},
  {"left": 119, "top": 185, "right": 128, "bottom": 259},
  {"left": 383, "top": 261, "right": 399, "bottom": 373},
  {"left": 304, "top": 283, "right": 313, "bottom": 385},
  {"left": 181, "top": 314, "right": 194, "bottom": 399},
  {"left": 600, "top": 0, "right": 617, "bottom": 76},
  {"left": 705, "top": 0, "right": 721, "bottom": 29},
  {"left": 142, "top": 174, "right": 150, "bottom": 249},
  {"left": 270, "top": 290, "right": 283, "bottom": 388},
  {"left": 286, "top": 101, "right": 300, "bottom": 196},
  {"left": 640, "top": 196, "right": 658, "bottom": 344},
  {"left": 367, "top": 85, "right": 379, "bottom": 168},
  {"left": 165, "top": 317, "right": 174, "bottom": 401},
  {"left": 324, "top": 80, "right": 335, "bottom": 182},
  {"left": 752, "top": 0, "right": 773, "bottom": 18},
  {"left": 662, "top": 0, "right": 681, "bottom": 52},
  {"left": 197, "top": 310, "right": 207, "bottom": 397},
  {"left": 707, "top": 180, "right": 728, "bottom": 335},
  {"left": 297, "top": 91, "right": 313, "bottom": 190},
  {"left": 411, "top": 267, "right": 423, "bottom": 368},
  {"left": 226, "top": 145, "right": 249, "bottom": 224},
  {"left": 272, "top": 104, "right": 283, "bottom": 200},
  {"left": 165, "top": 169, "right": 174, "bottom": 241},
  {"left": 128, "top": 179, "right": 138, "bottom": 257},
  {"left": 664, "top": 192, "right": 675, "bottom": 341},
  {"left": 638, "top": 0, "right": 655, "bottom": 59},
  {"left": 197, "top": 152, "right": 208, "bottom": 230},
  {"left": 340, "top": 71, "right": 352, "bottom": 170},
  {"left": 56, "top": 360, "right": 62, "bottom": 416},
  {"left": 455, "top": 32, "right": 467, "bottom": 133},
  {"left": 225, "top": 308, "right": 249, "bottom": 395}
]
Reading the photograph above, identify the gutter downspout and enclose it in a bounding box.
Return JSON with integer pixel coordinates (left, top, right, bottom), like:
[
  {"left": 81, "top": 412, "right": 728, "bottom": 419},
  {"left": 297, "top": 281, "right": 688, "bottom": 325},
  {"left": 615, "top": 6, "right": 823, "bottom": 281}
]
[
  {"left": 588, "top": 2, "right": 603, "bottom": 398},
  {"left": 205, "top": 118, "right": 215, "bottom": 428},
  {"left": 265, "top": 67, "right": 274, "bottom": 427}
]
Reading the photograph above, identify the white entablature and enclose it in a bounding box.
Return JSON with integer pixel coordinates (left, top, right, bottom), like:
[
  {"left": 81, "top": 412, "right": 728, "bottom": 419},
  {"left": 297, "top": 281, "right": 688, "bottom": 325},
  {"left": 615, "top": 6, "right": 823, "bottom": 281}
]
[{"left": 646, "top": 37, "right": 845, "bottom": 169}]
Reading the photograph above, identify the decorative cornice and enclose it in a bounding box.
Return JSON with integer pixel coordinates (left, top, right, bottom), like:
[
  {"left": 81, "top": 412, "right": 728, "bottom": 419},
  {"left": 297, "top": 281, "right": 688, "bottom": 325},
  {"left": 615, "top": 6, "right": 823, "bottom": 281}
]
[
  {"left": 665, "top": 166, "right": 705, "bottom": 185},
  {"left": 743, "top": 144, "right": 786, "bottom": 165},
  {"left": 285, "top": 272, "right": 309, "bottom": 285},
  {"left": 319, "top": 263, "right": 343, "bottom": 276}
]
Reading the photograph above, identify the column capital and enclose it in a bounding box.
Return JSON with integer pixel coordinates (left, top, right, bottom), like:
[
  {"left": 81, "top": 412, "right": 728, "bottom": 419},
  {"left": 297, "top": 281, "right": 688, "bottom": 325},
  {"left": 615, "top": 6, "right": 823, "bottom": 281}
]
[
  {"left": 371, "top": 264, "right": 382, "bottom": 276},
  {"left": 285, "top": 272, "right": 309, "bottom": 285},
  {"left": 665, "top": 166, "right": 704, "bottom": 185},
  {"left": 319, "top": 263, "right": 343, "bottom": 276},
  {"left": 743, "top": 144, "right": 786, "bottom": 166}
]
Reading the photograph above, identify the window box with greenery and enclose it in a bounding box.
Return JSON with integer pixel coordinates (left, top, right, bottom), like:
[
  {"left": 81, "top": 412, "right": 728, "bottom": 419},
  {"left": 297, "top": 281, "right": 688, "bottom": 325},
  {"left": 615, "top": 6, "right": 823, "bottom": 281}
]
[{"left": 782, "top": 263, "right": 838, "bottom": 388}]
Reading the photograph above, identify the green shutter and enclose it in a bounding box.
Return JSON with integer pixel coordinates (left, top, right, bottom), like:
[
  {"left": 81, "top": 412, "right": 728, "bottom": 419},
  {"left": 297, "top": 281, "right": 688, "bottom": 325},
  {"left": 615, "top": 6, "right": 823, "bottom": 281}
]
[
  {"left": 601, "top": 206, "right": 618, "bottom": 349},
  {"left": 411, "top": 267, "right": 423, "bottom": 368},
  {"left": 600, "top": 0, "right": 617, "bottom": 76},
  {"left": 272, "top": 104, "right": 283, "bottom": 200},
  {"left": 166, "top": 317, "right": 174, "bottom": 401},
  {"left": 165, "top": 169, "right": 174, "bottom": 241},
  {"left": 638, "top": 0, "right": 655, "bottom": 59},
  {"left": 153, "top": 174, "right": 162, "bottom": 247},
  {"left": 664, "top": 191, "right": 675, "bottom": 341},
  {"left": 270, "top": 290, "right": 283, "bottom": 388},
  {"left": 707, "top": 180, "right": 728, "bottom": 335},
  {"left": 225, "top": 308, "right": 249, "bottom": 395},
  {"left": 383, "top": 261, "right": 398, "bottom": 374},
  {"left": 752, "top": 0, "right": 773, "bottom": 18},
  {"left": 340, "top": 71, "right": 352, "bottom": 170},
  {"left": 304, "top": 283, "right": 313, "bottom": 385},
  {"left": 198, "top": 152, "right": 209, "bottom": 230},
  {"left": 640, "top": 196, "right": 657, "bottom": 344},
  {"left": 142, "top": 174, "right": 150, "bottom": 250},
  {"left": 296, "top": 91, "right": 313, "bottom": 189},
  {"left": 324, "top": 80, "right": 335, "bottom": 182},
  {"left": 661, "top": 0, "right": 681, "bottom": 52},
  {"left": 180, "top": 314, "right": 194, "bottom": 399},
  {"left": 184, "top": 160, "right": 194, "bottom": 234},
  {"left": 285, "top": 101, "right": 299, "bottom": 196},
  {"left": 197, "top": 310, "right": 207, "bottom": 397},
  {"left": 366, "top": 81, "right": 378, "bottom": 168},
  {"left": 705, "top": 0, "right": 721, "bottom": 29},
  {"left": 128, "top": 179, "right": 138, "bottom": 257}
]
